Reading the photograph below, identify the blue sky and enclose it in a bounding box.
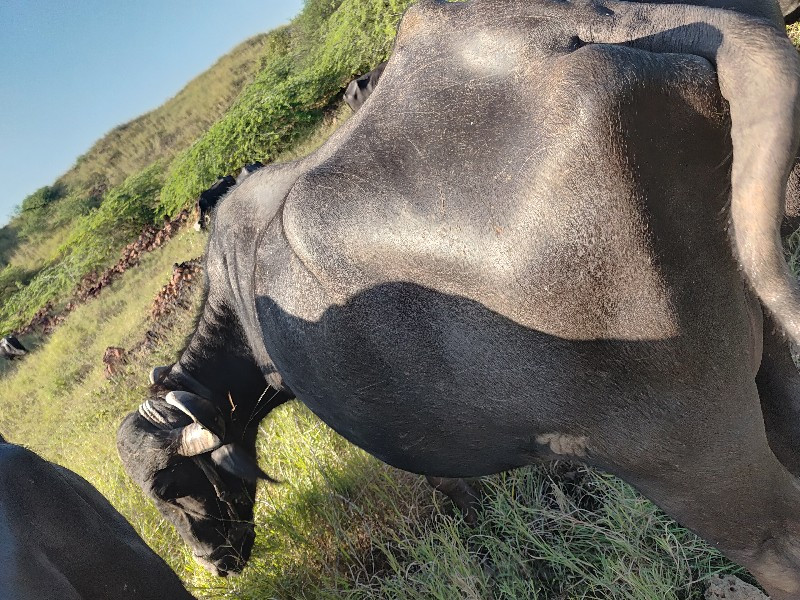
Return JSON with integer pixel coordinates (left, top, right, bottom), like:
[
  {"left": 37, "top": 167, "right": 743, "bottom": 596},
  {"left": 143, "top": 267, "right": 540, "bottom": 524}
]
[{"left": 0, "top": 0, "right": 304, "bottom": 225}]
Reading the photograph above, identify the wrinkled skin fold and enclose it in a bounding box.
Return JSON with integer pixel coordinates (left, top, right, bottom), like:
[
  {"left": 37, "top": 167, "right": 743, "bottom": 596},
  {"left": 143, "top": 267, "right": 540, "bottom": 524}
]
[{"left": 118, "top": 1, "right": 800, "bottom": 596}]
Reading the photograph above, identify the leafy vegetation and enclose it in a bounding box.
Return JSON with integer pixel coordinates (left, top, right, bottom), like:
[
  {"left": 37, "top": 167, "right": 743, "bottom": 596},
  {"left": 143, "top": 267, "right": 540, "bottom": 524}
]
[
  {"left": 157, "top": 0, "right": 412, "bottom": 216},
  {"left": 0, "top": 163, "right": 164, "bottom": 332}
]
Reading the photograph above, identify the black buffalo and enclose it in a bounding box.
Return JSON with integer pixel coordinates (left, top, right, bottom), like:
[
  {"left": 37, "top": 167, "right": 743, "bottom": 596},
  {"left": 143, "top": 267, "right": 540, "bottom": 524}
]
[
  {"left": 237, "top": 161, "right": 264, "bottom": 184},
  {"left": 0, "top": 433, "right": 193, "bottom": 599},
  {"left": 119, "top": 0, "right": 800, "bottom": 596},
  {"left": 343, "top": 62, "right": 387, "bottom": 112},
  {"left": 0, "top": 335, "right": 27, "bottom": 360},
  {"left": 193, "top": 175, "right": 236, "bottom": 232}
]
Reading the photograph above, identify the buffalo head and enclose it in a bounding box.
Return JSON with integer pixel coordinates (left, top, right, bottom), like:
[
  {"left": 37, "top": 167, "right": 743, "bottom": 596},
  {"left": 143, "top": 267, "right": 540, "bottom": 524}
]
[{"left": 117, "top": 366, "right": 285, "bottom": 576}]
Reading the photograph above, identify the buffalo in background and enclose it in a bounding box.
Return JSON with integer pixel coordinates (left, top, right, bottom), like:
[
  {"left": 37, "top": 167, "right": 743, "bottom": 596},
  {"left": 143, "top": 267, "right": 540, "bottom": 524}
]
[
  {"left": 237, "top": 161, "right": 264, "bottom": 184},
  {"left": 0, "top": 432, "right": 193, "bottom": 599},
  {"left": 0, "top": 335, "right": 27, "bottom": 360},
  {"left": 343, "top": 62, "right": 386, "bottom": 112},
  {"left": 194, "top": 164, "right": 266, "bottom": 232},
  {"left": 193, "top": 175, "right": 236, "bottom": 231}
]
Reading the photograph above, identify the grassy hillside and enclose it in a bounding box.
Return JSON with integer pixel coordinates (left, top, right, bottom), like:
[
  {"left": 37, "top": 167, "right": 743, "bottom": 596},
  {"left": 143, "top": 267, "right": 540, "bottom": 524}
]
[
  {"left": 62, "top": 34, "right": 275, "bottom": 196},
  {"left": 0, "top": 0, "right": 411, "bottom": 337},
  {"left": 0, "top": 33, "right": 274, "bottom": 331},
  {"left": 2, "top": 2, "right": 799, "bottom": 599},
  {"left": 157, "top": 0, "right": 413, "bottom": 216}
]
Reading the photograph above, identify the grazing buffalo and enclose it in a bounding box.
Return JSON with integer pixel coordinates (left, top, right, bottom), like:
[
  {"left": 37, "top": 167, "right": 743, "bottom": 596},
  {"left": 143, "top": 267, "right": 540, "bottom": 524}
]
[
  {"left": 119, "top": 0, "right": 800, "bottom": 596},
  {"left": 237, "top": 162, "right": 264, "bottom": 185},
  {"left": 193, "top": 175, "right": 236, "bottom": 232},
  {"left": 343, "top": 62, "right": 387, "bottom": 112},
  {"left": 0, "top": 433, "right": 193, "bottom": 599},
  {"left": 0, "top": 335, "right": 27, "bottom": 360}
]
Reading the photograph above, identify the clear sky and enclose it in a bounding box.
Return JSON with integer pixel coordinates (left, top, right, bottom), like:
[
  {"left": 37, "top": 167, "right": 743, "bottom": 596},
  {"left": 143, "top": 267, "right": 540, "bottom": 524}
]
[{"left": 0, "top": 0, "right": 304, "bottom": 225}]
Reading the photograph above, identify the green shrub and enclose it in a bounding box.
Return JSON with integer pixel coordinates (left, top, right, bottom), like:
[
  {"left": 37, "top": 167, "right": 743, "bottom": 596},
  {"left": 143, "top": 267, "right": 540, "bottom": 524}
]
[
  {"left": 15, "top": 184, "right": 68, "bottom": 238},
  {"left": 0, "top": 163, "right": 164, "bottom": 332},
  {"left": 157, "top": 0, "right": 414, "bottom": 217},
  {"left": 0, "top": 265, "right": 34, "bottom": 301}
]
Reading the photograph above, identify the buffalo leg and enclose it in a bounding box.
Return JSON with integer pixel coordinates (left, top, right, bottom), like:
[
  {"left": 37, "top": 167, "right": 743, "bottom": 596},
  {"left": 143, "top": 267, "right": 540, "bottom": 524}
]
[
  {"left": 600, "top": 383, "right": 800, "bottom": 599},
  {"left": 426, "top": 476, "right": 481, "bottom": 525},
  {"left": 757, "top": 313, "right": 800, "bottom": 476}
]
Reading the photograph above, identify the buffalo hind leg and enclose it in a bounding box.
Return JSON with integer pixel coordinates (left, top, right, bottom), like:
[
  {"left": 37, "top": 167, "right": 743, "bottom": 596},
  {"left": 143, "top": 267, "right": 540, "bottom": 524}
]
[
  {"left": 603, "top": 384, "right": 800, "bottom": 600},
  {"left": 426, "top": 476, "right": 481, "bottom": 525},
  {"left": 757, "top": 313, "right": 800, "bottom": 476}
]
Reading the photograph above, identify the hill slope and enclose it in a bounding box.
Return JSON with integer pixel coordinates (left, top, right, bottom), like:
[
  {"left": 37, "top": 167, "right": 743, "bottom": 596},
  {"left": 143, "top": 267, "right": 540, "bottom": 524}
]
[
  {"left": 0, "top": 0, "right": 410, "bottom": 336},
  {"left": 60, "top": 33, "right": 275, "bottom": 196},
  {"left": 0, "top": 32, "right": 273, "bottom": 329},
  {"left": 0, "top": 34, "right": 278, "bottom": 333}
]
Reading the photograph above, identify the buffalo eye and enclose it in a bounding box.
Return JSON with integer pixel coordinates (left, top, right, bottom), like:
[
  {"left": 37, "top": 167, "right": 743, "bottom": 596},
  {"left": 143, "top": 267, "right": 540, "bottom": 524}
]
[{"left": 151, "top": 461, "right": 208, "bottom": 501}]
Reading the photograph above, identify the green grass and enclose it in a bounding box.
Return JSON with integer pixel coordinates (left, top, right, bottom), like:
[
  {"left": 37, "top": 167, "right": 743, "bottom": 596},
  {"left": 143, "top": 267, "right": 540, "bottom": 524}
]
[
  {"left": 346, "top": 466, "right": 742, "bottom": 600},
  {"left": 0, "top": 163, "right": 165, "bottom": 333}
]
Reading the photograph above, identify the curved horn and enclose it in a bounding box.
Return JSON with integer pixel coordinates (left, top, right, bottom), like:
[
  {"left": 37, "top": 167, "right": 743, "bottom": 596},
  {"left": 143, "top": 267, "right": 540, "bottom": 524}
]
[
  {"left": 573, "top": 0, "right": 800, "bottom": 343},
  {"left": 210, "top": 444, "right": 280, "bottom": 483},
  {"left": 149, "top": 365, "right": 171, "bottom": 385},
  {"left": 165, "top": 390, "right": 225, "bottom": 439},
  {"left": 173, "top": 422, "right": 222, "bottom": 457}
]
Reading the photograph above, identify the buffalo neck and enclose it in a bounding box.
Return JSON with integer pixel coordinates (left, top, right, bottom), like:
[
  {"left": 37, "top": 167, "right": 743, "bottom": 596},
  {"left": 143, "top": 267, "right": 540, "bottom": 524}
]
[{"left": 165, "top": 297, "right": 289, "bottom": 432}]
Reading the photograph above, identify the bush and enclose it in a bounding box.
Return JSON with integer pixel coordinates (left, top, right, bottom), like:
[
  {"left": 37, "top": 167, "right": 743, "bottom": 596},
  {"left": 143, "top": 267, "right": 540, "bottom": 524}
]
[
  {"left": 157, "top": 0, "right": 414, "bottom": 217},
  {"left": 15, "top": 184, "right": 68, "bottom": 238},
  {"left": 0, "top": 163, "right": 164, "bottom": 332}
]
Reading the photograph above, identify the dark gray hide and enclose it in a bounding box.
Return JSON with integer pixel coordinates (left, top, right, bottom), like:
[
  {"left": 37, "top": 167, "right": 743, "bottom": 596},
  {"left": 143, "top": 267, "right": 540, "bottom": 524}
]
[
  {"left": 0, "top": 438, "right": 193, "bottom": 599},
  {"left": 194, "top": 175, "right": 236, "bottom": 232},
  {"left": 119, "top": 0, "right": 800, "bottom": 596},
  {"left": 343, "top": 62, "right": 387, "bottom": 112},
  {"left": 0, "top": 335, "right": 27, "bottom": 360}
]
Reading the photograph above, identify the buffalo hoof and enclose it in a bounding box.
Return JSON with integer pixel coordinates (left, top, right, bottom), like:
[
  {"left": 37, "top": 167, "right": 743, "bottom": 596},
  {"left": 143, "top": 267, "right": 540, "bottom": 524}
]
[{"left": 426, "top": 476, "right": 482, "bottom": 525}]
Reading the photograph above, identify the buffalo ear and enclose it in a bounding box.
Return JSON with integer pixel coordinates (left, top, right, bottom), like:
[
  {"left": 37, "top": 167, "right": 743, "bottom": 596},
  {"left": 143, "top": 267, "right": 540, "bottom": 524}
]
[{"left": 210, "top": 444, "right": 279, "bottom": 484}]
